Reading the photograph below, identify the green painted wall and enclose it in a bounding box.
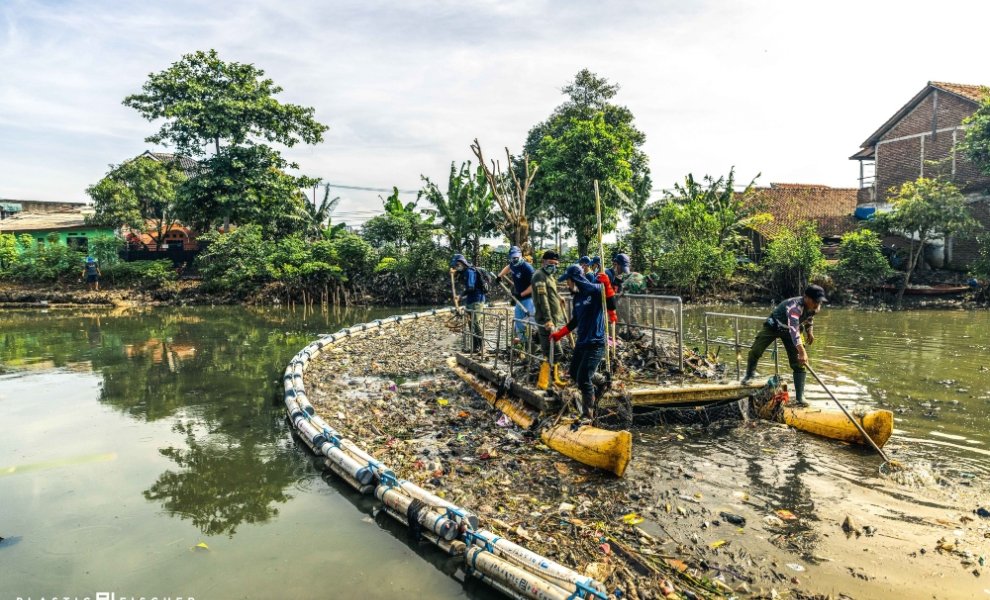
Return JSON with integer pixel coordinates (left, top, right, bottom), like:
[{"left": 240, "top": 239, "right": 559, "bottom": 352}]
[{"left": 28, "top": 228, "right": 116, "bottom": 252}]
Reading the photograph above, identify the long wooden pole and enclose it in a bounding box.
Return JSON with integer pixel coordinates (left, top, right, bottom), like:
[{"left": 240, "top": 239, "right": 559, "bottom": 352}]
[
  {"left": 450, "top": 270, "right": 460, "bottom": 309},
  {"left": 806, "top": 364, "right": 892, "bottom": 463},
  {"left": 593, "top": 181, "right": 610, "bottom": 373}
]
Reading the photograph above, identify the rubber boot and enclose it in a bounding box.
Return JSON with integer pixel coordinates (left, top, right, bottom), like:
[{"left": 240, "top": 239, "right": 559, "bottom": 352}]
[
  {"left": 741, "top": 360, "right": 758, "bottom": 385},
  {"left": 553, "top": 363, "right": 568, "bottom": 387},
  {"left": 792, "top": 371, "right": 807, "bottom": 407},
  {"left": 580, "top": 390, "right": 595, "bottom": 420}
]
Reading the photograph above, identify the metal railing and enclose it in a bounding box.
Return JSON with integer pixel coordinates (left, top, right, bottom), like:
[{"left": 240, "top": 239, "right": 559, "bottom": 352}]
[
  {"left": 617, "top": 294, "right": 684, "bottom": 372},
  {"left": 462, "top": 304, "right": 558, "bottom": 384},
  {"left": 702, "top": 311, "right": 779, "bottom": 379}
]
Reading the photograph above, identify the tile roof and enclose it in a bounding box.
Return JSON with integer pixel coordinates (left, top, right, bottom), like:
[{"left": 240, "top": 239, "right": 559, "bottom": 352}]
[
  {"left": 140, "top": 151, "right": 200, "bottom": 175},
  {"left": 744, "top": 183, "right": 859, "bottom": 239},
  {"left": 853, "top": 81, "right": 988, "bottom": 156},
  {"left": 930, "top": 81, "right": 988, "bottom": 103}
]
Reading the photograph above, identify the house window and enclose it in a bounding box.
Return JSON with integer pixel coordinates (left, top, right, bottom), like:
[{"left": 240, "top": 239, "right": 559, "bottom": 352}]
[{"left": 67, "top": 234, "right": 89, "bottom": 252}]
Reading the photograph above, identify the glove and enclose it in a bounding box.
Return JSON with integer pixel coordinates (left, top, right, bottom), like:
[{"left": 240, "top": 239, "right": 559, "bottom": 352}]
[
  {"left": 597, "top": 273, "right": 615, "bottom": 298},
  {"left": 608, "top": 309, "right": 617, "bottom": 324},
  {"left": 550, "top": 326, "right": 570, "bottom": 342}
]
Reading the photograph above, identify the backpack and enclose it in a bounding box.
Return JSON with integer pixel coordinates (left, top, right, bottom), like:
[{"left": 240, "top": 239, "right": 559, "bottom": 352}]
[{"left": 472, "top": 267, "right": 496, "bottom": 295}]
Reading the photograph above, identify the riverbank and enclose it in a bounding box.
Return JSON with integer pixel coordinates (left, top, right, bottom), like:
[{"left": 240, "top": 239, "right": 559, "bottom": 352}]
[
  {"left": 1, "top": 280, "right": 986, "bottom": 311},
  {"left": 303, "top": 313, "right": 990, "bottom": 599}
]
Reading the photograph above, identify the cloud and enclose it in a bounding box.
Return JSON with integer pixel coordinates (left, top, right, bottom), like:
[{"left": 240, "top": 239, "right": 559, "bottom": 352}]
[{"left": 2, "top": 0, "right": 990, "bottom": 225}]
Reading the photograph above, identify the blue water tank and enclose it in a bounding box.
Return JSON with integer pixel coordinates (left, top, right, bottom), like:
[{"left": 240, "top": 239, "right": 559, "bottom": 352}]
[{"left": 854, "top": 206, "right": 876, "bottom": 220}]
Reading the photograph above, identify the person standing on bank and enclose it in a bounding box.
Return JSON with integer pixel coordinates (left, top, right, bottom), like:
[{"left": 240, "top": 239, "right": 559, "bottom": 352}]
[
  {"left": 741, "top": 285, "right": 827, "bottom": 407},
  {"left": 498, "top": 246, "right": 535, "bottom": 343},
  {"left": 550, "top": 265, "right": 608, "bottom": 420},
  {"left": 532, "top": 250, "right": 565, "bottom": 361},
  {"left": 450, "top": 254, "right": 486, "bottom": 353},
  {"left": 81, "top": 256, "right": 101, "bottom": 291}
]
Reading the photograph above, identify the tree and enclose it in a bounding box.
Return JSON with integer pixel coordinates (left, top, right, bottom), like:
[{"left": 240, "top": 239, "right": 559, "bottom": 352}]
[
  {"left": 175, "top": 144, "right": 316, "bottom": 238},
  {"left": 833, "top": 229, "right": 892, "bottom": 289},
  {"left": 420, "top": 161, "right": 495, "bottom": 262},
  {"left": 86, "top": 156, "right": 186, "bottom": 250},
  {"left": 958, "top": 87, "right": 990, "bottom": 174},
  {"left": 471, "top": 140, "right": 537, "bottom": 256},
  {"left": 524, "top": 69, "right": 651, "bottom": 255},
  {"left": 303, "top": 184, "right": 341, "bottom": 241},
  {"left": 874, "top": 177, "right": 978, "bottom": 307},
  {"left": 763, "top": 222, "right": 827, "bottom": 297},
  {"left": 124, "top": 49, "right": 327, "bottom": 157},
  {"left": 124, "top": 49, "right": 328, "bottom": 234},
  {"left": 360, "top": 187, "right": 434, "bottom": 252}
]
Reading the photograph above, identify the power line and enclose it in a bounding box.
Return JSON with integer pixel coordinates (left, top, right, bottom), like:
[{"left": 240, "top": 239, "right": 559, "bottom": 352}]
[{"left": 323, "top": 182, "right": 419, "bottom": 194}]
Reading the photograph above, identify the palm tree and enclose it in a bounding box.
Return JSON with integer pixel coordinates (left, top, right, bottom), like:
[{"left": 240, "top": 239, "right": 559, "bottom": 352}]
[{"left": 303, "top": 184, "right": 340, "bottom": 240}]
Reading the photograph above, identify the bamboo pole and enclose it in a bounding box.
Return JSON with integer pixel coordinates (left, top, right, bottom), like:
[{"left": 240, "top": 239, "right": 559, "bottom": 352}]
[{"left": 593, "top": 180, "right": 611, "bottom": 373}]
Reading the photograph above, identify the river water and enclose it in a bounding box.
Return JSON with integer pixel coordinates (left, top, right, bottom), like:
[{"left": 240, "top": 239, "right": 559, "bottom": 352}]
[{"left": 1, "top": 305, "right": 988, "bottom": 599}]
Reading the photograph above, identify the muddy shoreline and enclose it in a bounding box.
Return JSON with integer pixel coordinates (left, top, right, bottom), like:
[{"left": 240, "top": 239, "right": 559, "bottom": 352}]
[
  {"left": 304, "top": 314, "right": 990, "bottom": 599},
  {"left": 1, "top": 282, "right": 986, "bottom": 311}
]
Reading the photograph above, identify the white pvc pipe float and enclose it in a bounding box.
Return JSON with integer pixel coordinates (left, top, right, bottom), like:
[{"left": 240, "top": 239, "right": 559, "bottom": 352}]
[
  {"left": 468, "top": 529, "right": 606, "bottom": 594},
  {"left": 465, "top": 547, "right": 573, "bottom": 600},
  {"left": 375, "top": 485, "right": 459, "bottom": 541},
  {"left": 282, "top": 307, "right": 609, "bottom": 600}
]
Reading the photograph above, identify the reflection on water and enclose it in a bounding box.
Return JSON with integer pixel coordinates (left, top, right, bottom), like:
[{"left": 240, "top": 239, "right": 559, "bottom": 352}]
[
  {"left": 0, "top": 306, "right": 484, "bottom": 600},
  {"left": 1, "top": 304, "right": 987, "bottom": 598},
  {"left": 683, "top": 306, "right": 990, "bottom": 479}
]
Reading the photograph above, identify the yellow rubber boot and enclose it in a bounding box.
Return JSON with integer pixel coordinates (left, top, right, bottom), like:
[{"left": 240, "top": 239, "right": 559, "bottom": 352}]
[{"left": 553, "top": 363, "right": 568, "bottom": 387}]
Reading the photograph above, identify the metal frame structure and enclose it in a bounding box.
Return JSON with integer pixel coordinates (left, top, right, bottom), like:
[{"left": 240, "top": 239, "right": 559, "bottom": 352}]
[{"left": 702, "top": 311, "right": 779, "bottom": 379}]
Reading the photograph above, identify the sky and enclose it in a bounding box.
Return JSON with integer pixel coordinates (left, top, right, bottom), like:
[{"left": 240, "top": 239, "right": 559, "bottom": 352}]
[{"left": 2, "top": 0, "right": 990, "bottom": 226}]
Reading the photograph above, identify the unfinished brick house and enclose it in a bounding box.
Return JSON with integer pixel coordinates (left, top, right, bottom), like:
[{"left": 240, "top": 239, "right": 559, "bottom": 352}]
[{"left": 849, "top": 81, "right": 990, "bottom": 269}]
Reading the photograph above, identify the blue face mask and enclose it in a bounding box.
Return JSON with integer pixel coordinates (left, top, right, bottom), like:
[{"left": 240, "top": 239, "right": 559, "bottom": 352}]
[
  {"left": 544, "top": 264, "right": 558, "bottom": 274},
  {"left": 510, "top": 256, "right": 521, "bottom": 266}
]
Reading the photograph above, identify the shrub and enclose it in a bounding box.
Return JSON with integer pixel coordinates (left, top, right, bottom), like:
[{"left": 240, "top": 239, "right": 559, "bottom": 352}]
[
  {"left": 103, "top": 260, "right": 177, "bottom": 287},
  {"left": 763, "top": 222, "right": 826, "bottom": 297},
  {"left": 195, "top": 226, "right": 270, "bottom": 293},
  {"left": 833, "top": 229, "right": 892, "bottom": 288}
]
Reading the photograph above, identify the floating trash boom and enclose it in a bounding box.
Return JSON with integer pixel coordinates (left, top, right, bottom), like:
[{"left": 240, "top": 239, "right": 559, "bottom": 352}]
[{"left": 282, "top": 308, "right": 608, "bottom": 600}]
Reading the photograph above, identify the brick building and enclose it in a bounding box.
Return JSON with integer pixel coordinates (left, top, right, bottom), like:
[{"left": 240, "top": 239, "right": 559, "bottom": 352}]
[{"left": 849, "top": 81, "right": 990, "bottom": 268}]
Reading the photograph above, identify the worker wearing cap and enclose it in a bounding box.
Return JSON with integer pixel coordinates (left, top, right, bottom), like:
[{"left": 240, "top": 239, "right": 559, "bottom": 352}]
[
  {"left": 81, "top": 256, "right": 101, "bottom": 291},
  {"left": 550, "top": 265, "right": 608, "bottom": 419},
  {"left": 450, "top": 254, "right": 486, "bottom": 353},
  {"left": 498, "top": 246, "right": 535, "bottom": 343},
  {"left": 742, "top": 285, "right": 828, "bottom": 406},
  {"left": 532, "top": 250, "right": 565, "bottom": 364}
]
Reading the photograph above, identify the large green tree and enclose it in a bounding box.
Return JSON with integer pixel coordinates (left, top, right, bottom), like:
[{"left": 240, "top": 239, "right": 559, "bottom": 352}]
[
  {"left": 123, "top": 49, "right": 328, "bottom": 235},
  {"left": 958, "top": 87, "right": 990, "bottom": 174},
  {"left": 420, "top": 161, "right": 495, "bottom": 262},
  {"left": 86, "top": 156, "right": 187, "bottom": 250},
  {"left": 874, "top": 177, "right": 978, "bottom": 307},
  {"left": 524, "top": 69, "right": 651, "bottom": 255},
  {"left": 175, "top": 144, "right": 315, "bottom": 238}
]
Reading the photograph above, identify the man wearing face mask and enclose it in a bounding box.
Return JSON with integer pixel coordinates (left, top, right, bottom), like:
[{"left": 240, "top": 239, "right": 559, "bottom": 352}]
[
  {"left": 450, "top": 253, "right": 486, "bottom": 353},
  {"left": 498, "top": 245, "right": 535, "bottom": 343},
  {"left": 550, "top": 264, "right": 608, "bottom": 419},
  {"left": 532, "top": 250, "right": 565, "bottom": 363}
]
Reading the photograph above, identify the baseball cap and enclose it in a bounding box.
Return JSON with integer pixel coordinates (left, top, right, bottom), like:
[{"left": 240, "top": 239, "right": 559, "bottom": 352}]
[
  {"left": 557, "top": 264, "right": 585, "bottom": 283},
  {"left": 804, "top": 284, "right": 827, "bottom": 303}
]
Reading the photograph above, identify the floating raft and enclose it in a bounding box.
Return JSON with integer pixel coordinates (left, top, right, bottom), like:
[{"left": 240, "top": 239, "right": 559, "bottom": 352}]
[
  {"left": 449, "top": 355, "right": 632, "bottom": 477},
  {"left": 452, "top": 349, "right": 894, "bottom": 460},
  {"left": 283, "top": 308, "right": 610, "bottom": 600}
]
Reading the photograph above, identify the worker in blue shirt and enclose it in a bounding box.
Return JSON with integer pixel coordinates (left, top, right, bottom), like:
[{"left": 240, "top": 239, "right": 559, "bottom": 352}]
[
  {"left": 550, "top": 265, "right": 608, "bottom": 419},
  {"left": 498, "top": 246, "right": 535, "bottom": 343},
  {"left": 451, "top": 254, "right": 486, "bottom": 352}
]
